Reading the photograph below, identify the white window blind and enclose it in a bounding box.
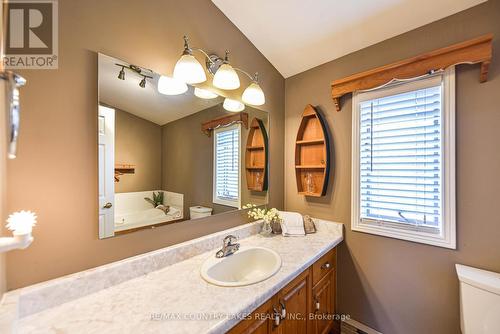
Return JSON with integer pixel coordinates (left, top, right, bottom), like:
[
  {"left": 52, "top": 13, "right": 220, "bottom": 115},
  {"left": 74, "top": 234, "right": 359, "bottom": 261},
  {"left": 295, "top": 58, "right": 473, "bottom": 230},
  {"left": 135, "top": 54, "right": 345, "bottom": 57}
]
[
  {"left": 213, "top": 124, "right": 240, "bottom": 207},
  {"left": 352, "top": 68, "right": 456, "bottom": 249},
  {"left": 360, "top": 85, "right": 442, "bottom": 230}
]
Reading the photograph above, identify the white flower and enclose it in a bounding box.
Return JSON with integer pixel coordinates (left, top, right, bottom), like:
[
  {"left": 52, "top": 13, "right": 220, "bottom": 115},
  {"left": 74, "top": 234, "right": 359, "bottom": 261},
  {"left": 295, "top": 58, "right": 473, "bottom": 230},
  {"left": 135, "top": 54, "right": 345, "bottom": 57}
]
[{"left": 6, "top": 210, "right": 37, "bottom": 235}]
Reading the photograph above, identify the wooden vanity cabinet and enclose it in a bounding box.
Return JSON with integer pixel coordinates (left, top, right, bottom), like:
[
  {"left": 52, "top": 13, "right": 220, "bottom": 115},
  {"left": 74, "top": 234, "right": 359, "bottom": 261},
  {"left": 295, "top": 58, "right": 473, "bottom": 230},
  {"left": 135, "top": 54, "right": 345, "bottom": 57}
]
[{"left": 229, "top": 248, "right": 336, "bottom": 334}]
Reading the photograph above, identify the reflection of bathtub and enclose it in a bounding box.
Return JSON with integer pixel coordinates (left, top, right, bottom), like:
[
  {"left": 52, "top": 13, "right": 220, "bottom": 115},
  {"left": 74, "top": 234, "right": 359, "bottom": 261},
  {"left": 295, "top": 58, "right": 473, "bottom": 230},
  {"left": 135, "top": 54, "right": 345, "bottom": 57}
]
[
  {"left": 114, "top": 206, "right": 182, "bottom": 232},
  {"left": 114, "top": 190, "right": 184, "bottom": 232}
]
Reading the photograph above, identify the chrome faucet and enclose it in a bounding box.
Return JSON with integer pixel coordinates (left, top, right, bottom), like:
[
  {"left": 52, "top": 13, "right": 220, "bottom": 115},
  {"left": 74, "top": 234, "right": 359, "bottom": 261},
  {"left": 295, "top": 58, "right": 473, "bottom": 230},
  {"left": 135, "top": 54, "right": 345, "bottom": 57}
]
[{"left": 216, "top": 235, "right": 240, "bottom": 258}]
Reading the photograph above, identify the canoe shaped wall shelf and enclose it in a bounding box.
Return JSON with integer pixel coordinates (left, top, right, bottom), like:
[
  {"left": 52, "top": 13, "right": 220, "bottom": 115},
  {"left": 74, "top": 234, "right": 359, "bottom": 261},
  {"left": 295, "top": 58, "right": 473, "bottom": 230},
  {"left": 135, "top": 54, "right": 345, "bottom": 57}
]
[
  {"left": 295, "top": 105, "right": 330, "bottom": 197},
  {"left": 114, "top": 163, "right": 135, "bottom": 182},
  {"left": 245, "top": 118, "right": 269, "bottom": 191}
]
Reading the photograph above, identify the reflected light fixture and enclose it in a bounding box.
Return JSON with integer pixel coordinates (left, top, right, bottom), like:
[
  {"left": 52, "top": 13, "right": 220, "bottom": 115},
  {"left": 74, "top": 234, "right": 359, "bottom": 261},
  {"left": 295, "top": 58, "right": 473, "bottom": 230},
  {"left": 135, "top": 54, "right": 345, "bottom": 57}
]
[
  {"left": 194, "top": 87, "right": 218, "bottom": 99},
  {"left": 242, "top": 74, "right": 265, "bottom": 106},
  {"left": 223, "top": 98, "right": 245, "bottom": 112},
  {"left": 158, "top": 75, "right": 188, "bottom": 95},
  {"left": 212, "top": 51, "right": 240, "bottom": 90},
  {"left": 118, "top": 66, "right": 125, "bottom": 80},
  {"left": 139, "top": 76, "right": 147, "bottom": 88},
  {"left": 173, "top": 36, "right": 207, "bottom": 84}
]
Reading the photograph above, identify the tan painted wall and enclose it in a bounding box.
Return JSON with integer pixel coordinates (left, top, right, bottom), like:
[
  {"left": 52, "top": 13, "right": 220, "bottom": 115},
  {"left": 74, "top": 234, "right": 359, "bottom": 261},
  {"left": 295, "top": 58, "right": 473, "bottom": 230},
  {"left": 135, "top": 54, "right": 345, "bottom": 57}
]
[
  {"left": 6, "top": 0, "right": 284, "bottom": 290},
  {"left": 114, "top": 108, "right": 162, "bottom": 193},
  {"left": 161, "top": 104, "right": 268, "bottom": 217},
  {"left": 284, "top": 1, "right": 500, "bottom": 333},
  {"left": 0, "top": 4, "right": 6, "bottom": 297}
]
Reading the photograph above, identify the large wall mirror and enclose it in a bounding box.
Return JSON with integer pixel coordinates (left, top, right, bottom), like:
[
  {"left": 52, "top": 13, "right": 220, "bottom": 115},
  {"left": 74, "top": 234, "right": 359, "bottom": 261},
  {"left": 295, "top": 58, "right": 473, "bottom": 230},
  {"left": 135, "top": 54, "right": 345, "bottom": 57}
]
[{"left": 97, "top": 53, "right": 269, "bottom": 238}]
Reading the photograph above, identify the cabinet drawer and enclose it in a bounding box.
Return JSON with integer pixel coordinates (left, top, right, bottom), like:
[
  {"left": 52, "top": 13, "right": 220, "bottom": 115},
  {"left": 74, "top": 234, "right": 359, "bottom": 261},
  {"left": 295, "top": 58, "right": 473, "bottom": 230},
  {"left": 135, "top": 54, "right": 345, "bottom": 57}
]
[{"left": 312, "top": 248, "right": 335, "bottom": 286}]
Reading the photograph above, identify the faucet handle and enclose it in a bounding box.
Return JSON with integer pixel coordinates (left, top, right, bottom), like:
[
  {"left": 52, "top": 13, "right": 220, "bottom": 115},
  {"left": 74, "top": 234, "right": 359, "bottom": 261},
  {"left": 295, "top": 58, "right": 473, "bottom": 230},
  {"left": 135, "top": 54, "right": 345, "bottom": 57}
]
[{"left": 223, "top": 235, "right": 238, "bottom": 246}]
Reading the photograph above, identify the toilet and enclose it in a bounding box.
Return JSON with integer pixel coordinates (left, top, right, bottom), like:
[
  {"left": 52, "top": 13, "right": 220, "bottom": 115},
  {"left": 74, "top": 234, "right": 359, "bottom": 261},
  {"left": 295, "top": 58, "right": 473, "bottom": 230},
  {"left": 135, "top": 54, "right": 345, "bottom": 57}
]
[
  {"left": 189, "top": 206, "right": 213, "bottom": 219},
  {"left": 456, "top": 264, "right": 500, "bottom": 333}
]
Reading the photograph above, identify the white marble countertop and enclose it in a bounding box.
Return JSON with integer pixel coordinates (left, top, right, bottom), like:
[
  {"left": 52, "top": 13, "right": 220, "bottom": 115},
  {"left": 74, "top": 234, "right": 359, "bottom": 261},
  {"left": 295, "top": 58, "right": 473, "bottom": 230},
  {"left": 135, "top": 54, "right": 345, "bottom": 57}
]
[{"left": 11, "top": 219, "right": 343, "bottom": 334}]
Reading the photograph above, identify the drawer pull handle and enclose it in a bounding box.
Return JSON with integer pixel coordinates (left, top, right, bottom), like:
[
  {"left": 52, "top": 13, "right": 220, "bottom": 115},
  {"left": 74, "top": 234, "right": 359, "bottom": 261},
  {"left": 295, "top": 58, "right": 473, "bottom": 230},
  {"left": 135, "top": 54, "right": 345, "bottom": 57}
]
[
  {"left": 321, "top": 262, "right": 331, "bottom": 270},
  {"left": 273, "top": 307, "right": 281, "bottom": 327},
  {"left": 279, "top": 300, "right": 286, "bottom": 319}
]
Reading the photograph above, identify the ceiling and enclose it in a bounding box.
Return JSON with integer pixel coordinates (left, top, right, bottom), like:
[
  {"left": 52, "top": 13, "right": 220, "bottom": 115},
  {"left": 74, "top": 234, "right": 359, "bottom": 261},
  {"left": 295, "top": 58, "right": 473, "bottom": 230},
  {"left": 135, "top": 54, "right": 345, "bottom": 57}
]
[
  {"left": 212, "top": 0, "right": 486, "bottom": 78},
  {"left": 98, "top": 54, "right": 223, "bottom": 125}
]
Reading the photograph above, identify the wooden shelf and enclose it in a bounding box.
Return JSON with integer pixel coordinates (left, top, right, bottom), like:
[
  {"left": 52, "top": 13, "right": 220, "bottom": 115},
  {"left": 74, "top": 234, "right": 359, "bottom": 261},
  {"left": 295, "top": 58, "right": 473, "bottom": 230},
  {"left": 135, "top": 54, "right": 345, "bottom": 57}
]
[
  {"left": 245, "top": 118, "right": 269, "bottom": 191},
  {"left": 114, "top": 163, "right": 135, "bottom": 182},
  {"left": 295, "top": 165, "right": 326, "bottom": 169},
  {"left": 295, "top": 105, "right": 331, "bottom": 197},
  {"left": 331, "top": 34, "right": 493, "bottom": 111},
  {"left": 296, "top": 139, "right": 325, "bottom": 145},
  {"left": 246, "top": 145, "right": 265, "bottom": 150}
]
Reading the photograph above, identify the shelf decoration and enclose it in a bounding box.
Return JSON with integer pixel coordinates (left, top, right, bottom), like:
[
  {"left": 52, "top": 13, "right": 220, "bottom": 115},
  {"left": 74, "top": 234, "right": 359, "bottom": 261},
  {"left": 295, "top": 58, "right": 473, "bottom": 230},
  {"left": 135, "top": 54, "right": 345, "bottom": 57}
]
[
  {"left": 331, "top": 34, "right": 493, "bottom": 111},
  {"left": 201, "top": 112, "right": 248, "bottom": 136},
  {"left": 114, "top": 163, "right": 135, "bottom": 182},
  {"left": 295, "top": 105, "right": 330, "bottom": 197},
  {"left": 245, "top": 118, "right": 269, "bottom": 191}
]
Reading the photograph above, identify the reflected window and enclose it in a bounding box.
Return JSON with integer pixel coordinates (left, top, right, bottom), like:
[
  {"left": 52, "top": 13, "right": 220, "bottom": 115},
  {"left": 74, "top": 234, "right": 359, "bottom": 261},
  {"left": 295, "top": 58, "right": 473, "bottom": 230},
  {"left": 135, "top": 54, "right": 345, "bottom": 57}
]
[{"left": 213, "top": 124, "right": 241, "bottom": 207}]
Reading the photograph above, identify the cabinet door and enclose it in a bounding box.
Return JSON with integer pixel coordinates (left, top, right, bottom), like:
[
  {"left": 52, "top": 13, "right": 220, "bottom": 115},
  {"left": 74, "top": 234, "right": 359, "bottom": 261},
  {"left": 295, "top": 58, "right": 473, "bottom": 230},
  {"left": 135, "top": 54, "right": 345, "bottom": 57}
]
[
  {"left": 228, "top": 298, "right": 279, "bottom": 334},
  {"left": 311, "top": 271, "right": 335, "bottom": 334},
  {"left": 278, "top": 270, "right": 311, "bottom": 334}
]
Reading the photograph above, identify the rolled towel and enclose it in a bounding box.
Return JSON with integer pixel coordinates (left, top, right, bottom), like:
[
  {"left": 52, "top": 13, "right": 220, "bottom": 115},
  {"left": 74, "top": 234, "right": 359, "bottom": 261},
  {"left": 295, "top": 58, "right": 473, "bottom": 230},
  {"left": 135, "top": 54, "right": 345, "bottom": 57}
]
[{"left": 279, "top": 211, "right": 305, "bottom": 237}]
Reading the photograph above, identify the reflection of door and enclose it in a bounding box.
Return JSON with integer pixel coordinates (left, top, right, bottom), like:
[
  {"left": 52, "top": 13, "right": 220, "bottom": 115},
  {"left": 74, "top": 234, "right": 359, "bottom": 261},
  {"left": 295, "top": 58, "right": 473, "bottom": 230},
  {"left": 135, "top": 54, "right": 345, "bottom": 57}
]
[{"left": 98, "top": 106, "right": 115, "bottom": 238}]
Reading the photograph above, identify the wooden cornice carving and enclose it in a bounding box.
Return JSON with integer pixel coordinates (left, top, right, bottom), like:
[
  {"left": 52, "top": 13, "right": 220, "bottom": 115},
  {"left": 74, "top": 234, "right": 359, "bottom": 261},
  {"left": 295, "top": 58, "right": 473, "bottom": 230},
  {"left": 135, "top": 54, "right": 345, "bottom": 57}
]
[
  {"left": 331, "top": 34, "right": 493, "bottom": 111},
  {"left": 201, "top": 112, "right": 248, "bottom": 136}
]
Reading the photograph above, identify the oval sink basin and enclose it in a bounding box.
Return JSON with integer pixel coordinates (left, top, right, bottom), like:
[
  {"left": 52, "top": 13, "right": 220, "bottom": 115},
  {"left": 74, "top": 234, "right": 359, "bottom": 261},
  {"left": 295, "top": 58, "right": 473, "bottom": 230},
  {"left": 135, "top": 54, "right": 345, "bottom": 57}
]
[{"left": 200, "top": 246, "right": 282, "bottom": 287}]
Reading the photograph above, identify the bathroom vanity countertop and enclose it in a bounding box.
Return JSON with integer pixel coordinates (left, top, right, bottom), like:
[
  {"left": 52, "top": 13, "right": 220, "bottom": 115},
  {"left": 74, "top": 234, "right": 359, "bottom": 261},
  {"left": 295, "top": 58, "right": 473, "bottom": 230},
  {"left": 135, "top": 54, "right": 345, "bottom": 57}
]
[{"left": 13, "top": 219, "right": 343, "bottom": 334}]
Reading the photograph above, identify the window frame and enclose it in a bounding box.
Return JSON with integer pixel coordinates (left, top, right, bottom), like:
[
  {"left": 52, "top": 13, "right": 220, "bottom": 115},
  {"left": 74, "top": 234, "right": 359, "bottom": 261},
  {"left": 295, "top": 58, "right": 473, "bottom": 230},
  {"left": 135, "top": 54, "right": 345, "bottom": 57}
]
[
  {"left": 351, "top": 67, "right": 456, "bottom": 249},
  {"left": 212, "top": 123, "right": 242, "bottom": 208}
]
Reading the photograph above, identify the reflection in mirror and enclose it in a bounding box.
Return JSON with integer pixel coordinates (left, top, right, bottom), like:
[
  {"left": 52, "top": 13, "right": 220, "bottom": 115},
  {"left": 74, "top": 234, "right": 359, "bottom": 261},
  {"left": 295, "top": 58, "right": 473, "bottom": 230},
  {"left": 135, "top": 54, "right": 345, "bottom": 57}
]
[{"left": 98, "top": 53, "right": 269, "bottom": 238}]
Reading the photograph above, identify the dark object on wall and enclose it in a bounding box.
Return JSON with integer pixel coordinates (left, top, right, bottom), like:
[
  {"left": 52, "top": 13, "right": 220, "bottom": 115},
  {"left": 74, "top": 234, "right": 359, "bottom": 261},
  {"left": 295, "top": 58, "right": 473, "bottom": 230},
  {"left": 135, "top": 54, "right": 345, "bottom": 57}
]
[
  {"left": 331, "top": 33, "right": 493, "bottom": 111},
  {"left": 295, "top": 105, "right": 330, "bottom": 197},
  {"left": 245, "top": 118, "right": 269, "bottom": 191}
]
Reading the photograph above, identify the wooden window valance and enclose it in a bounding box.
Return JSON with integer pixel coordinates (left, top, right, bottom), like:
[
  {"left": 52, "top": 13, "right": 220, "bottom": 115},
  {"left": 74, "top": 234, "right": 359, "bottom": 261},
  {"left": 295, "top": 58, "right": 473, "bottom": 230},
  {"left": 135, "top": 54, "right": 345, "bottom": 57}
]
[
  {"left": 201, "top": 112, "right": 248, "bottom": 136},
  {"left": 331, "top": 33, "right": 493, "bottom": 111}
]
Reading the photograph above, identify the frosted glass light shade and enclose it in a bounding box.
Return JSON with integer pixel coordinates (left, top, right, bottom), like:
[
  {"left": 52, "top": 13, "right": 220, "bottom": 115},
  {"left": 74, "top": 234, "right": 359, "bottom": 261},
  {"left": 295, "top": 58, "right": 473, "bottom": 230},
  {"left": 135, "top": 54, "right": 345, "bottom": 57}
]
[
  {"left": 213, "top": 64, "right": 240, "bottom": 90},
  {"left": 173, "top": 54, "right": 207, "bottom": 84},
  {"left": 157, "top": 75, "right": 188, "bottom": 95},
  {"left": 242, "top": 82, "right": 265, "bottom": 106},
  {"left": 223, "top": 98, "right": 245, "bottom": 112},
  {"left": 194, "top": 87, "right": 218, "bottom": 99}
]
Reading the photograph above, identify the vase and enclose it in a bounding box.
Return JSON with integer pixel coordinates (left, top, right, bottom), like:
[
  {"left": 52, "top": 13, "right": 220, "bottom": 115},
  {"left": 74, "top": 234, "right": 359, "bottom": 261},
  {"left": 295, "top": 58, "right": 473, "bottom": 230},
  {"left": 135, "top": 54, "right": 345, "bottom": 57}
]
[{"left": 260, "top": 219, "right": 273, "bottom": 236}]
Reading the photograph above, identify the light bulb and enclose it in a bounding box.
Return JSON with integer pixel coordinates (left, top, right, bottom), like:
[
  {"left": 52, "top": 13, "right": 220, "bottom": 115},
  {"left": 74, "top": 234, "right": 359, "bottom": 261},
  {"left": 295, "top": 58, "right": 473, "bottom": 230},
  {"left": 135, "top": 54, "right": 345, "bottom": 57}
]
[
  {"left": 242, "top": 82, "right": 265, "bottom": 106},
  {"left": 173, "top": 54, "right": 207, "bottom": 84},
  {"left": 213, "top": 64, "right": 240, "bottom": 90},
  {"left": 157, "top": 75, "right": 188, "bottom": 95},
  {"left": 194, "top": 87, "right": 218, "bottom": 99},
  {"left": 6, "top": 210, "right": 37, "bottom": 235},
  {"left": 223, "top": 98, "right": 245, "bottom": 112}
]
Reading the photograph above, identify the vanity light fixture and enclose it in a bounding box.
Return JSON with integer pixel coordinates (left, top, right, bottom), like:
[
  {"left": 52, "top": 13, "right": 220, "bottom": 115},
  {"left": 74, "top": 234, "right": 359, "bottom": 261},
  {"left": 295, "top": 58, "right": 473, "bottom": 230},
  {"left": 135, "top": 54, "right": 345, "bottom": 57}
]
[
  {"left": 173, "top": 36, "right": 266, "bottom": 105},
  {"left": 223, "top": 98, "right": 245, "bottom": 112},
  {"left": 242, "top": 74, "right": 265, "bottom": 106},
  {"left": 194, "top": 87, "right": 218, "bottom": 99},
  {"left": 173, "top": 36, "right": 207, "bottom": 84},
  {"left": 139, "top": 76, "right": 147, "bottom": 88},
  {"left": 212, "top": 51, "right": 240, "bottom": 90},
  {"left": 157, "top": 75, "right": 188, "bottom": 95},
  {"left": 0, "top": 210, "right": 36, "bottom": 253}
]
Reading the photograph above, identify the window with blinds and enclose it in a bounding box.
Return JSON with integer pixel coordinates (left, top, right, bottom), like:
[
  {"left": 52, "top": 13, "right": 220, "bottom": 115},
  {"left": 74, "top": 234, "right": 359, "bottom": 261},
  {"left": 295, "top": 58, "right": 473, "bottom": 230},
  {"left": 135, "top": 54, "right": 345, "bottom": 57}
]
[
  {"left": 352, "top": 69, "right": 456, "bottom": 249},
  {"left": 213, "top": 124, "right": 240, "bottom": 207}
]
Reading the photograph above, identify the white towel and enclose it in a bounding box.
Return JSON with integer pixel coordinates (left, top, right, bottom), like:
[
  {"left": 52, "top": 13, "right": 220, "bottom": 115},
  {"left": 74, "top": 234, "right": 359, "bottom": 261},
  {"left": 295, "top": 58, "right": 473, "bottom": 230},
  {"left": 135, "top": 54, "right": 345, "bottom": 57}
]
[{"left": 279, "top": 211, "right": 305, "bottom": 237}]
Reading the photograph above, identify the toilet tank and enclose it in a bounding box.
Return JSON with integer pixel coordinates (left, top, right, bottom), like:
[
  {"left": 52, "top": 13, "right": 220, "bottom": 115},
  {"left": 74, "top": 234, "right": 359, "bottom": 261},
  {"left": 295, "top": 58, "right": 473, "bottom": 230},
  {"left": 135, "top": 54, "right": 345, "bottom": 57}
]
[
  {"left": 456, "top": 264, "right": 500, "bottom": 334},
  {"left": 189, "top": 206, "right": 213, "bottom": 219}
]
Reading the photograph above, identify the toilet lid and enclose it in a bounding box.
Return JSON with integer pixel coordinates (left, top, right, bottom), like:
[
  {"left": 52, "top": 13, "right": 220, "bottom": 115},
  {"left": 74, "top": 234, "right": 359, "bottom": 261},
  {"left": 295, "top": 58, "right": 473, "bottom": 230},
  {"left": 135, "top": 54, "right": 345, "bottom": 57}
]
[{"left": 190, "top": 206, "right": 212, "bottom": 213}]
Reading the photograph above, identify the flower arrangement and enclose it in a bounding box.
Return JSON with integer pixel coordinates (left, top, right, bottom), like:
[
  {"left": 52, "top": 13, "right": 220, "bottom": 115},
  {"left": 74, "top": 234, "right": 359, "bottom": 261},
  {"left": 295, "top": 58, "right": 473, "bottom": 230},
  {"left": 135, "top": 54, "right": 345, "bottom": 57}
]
[{"left": 243, "top": 204, "right": 282, "bottom": 235}]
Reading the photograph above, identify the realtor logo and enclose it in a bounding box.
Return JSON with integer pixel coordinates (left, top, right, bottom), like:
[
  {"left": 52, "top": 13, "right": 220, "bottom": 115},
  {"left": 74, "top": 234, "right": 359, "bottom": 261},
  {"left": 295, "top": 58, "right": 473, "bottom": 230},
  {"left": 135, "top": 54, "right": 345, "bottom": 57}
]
[{"left": 2, "top": 0, "right": 58, "bottom": 69}]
